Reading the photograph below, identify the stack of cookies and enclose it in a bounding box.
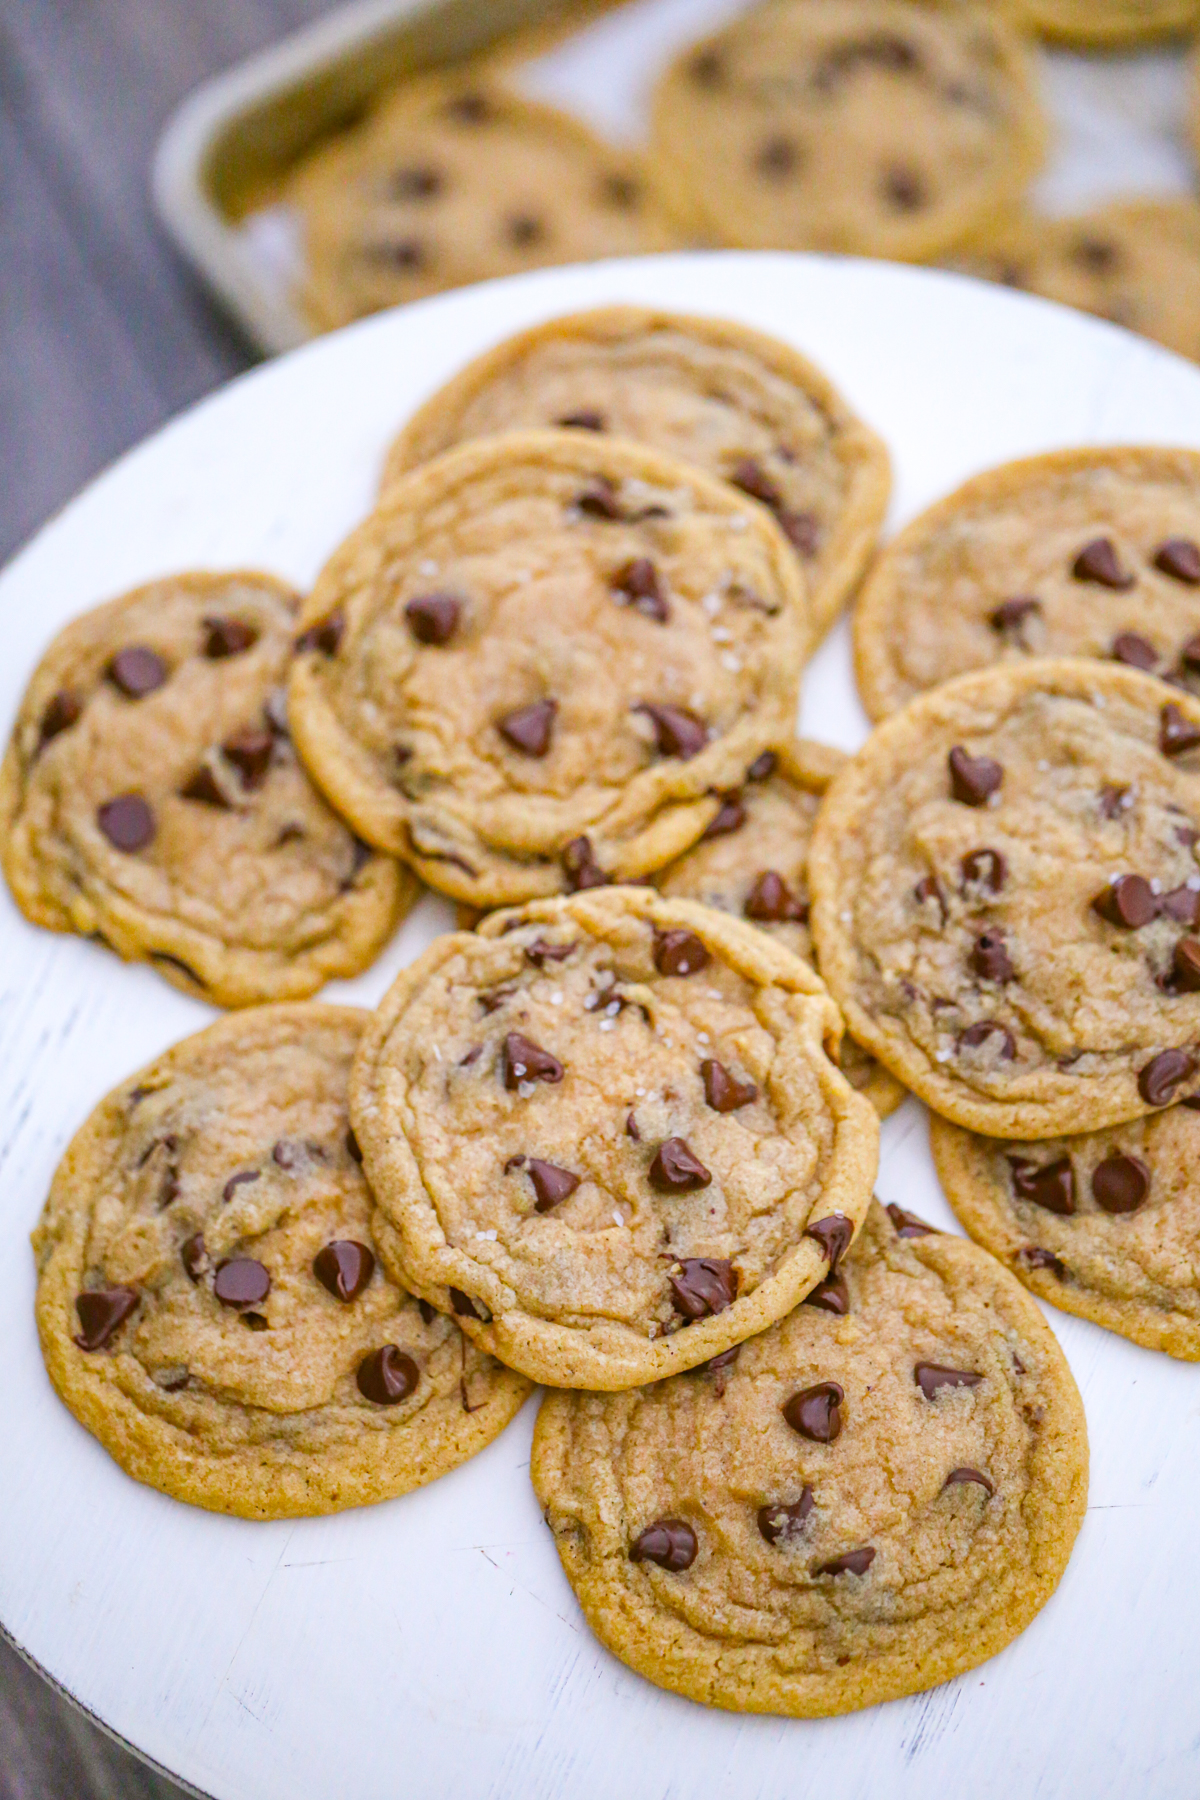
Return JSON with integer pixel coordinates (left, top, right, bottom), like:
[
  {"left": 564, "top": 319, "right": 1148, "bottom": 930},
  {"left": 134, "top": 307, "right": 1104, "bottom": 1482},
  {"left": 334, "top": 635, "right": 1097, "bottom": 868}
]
[{"left": 12, "top": 300, "right": 1157, "bottom": 1721}]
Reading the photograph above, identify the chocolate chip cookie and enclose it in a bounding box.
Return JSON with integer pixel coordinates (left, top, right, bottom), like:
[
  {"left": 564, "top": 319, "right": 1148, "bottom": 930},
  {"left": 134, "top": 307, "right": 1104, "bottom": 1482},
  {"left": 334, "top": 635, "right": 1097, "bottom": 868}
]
[
  {"left": 1007, "top": 0, "right": 1198, "bottom": 43},
  {"left": 33, "top": 1005, "right": 531, "bottom": 1518},
  {"left": 854, "top": 448, "right": 1200, "bottom": 721},
  {"left": 650, "top": 0, "right": 1046, "bottom": 264},
  {"left": 532, "top": 1199, "right": 1086, "bottom": 1716},
  {"left": 653, "top": 737, "right": 905, "bottom": 1119},
  {"left": 289, "top": 431, "right": 810, "bottom": 909},
  {"left": 932, "top": 1105, "right": 1200, "bottom": 1358},
  {"left": 0, "top": 572, "right": 414, "bottom": 1006},
  {"left": 350, "top": 887, "right": 879, "bottom": 1390},
  {"left": 381, "top": 306, "right": 891, "bottom": 639},
  {"left": 286, "top": 70, "right": 680, "bottom": 333},
  {"left": 809, "top": 658, "right": 1200, "bottom": 1139},
  {"left": 949, "top": 202, "right": 1200, "bottom": 368}
]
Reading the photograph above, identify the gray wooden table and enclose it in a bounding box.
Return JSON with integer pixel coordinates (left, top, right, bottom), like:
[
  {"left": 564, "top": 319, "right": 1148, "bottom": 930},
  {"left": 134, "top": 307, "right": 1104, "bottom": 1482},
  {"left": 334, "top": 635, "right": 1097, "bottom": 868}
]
[{"left": 0, "top": 8, "right": 336, "bottom": 1791}]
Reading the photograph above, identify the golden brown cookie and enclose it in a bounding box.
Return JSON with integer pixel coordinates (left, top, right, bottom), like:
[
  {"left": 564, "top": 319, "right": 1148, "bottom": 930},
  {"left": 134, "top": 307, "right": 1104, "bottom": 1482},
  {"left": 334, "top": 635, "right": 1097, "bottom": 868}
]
[
  {"left": 1005, "top": 0, "right": 1198, "bottom": 44},
  {"left": 932, "top": 1105, "right": 1200, "bottom": 1358},
  {"left": 33, "top": 1005, "right": 532, "bottom": 1519},
  {"left": 532, "top": 1200, "right": 1087, "bottom": 1716},
  {"left": 650, "top": 0, "right": 1046, "bottom": 264},
  {"left": 351, "top": 887, "right": 879, "bottom": 1390},
  {"left": 0, "top": 572, "right": 414, "bottom": 1007},
  {"left": 809, "top": 658, "right": 1200, "bottom": 1139},
  {"left": 289, "top": 431, "right": 810, "bottom": 909},
  {"left": 381, "top": 307, "right": 891, "bottom": 639},
  {"left": 654, "top": 737, "right": 906, "bottom": 1118},
  {"left": 854, "top": 447, "right": 1200, "bottom": 722}
]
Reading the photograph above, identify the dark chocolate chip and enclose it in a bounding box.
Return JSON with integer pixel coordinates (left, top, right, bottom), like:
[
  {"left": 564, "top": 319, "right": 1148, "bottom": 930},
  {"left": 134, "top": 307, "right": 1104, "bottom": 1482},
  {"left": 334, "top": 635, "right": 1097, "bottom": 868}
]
[
  {"left": 179, "top": 765, "right": 229, "bottom": 808},
  {"left": 777, "top": 510, "right": 820, "bottom": 556},
  {"left": 957, "top": 1021, "right": 1015, "bottom": 1059},
  {"left": 577, "top": 476, "right": 623, "bottom": 519},
  {"left": 703, "top": 1345, "right": 739, "bottom": 1383},
  {"left": 948, "top": 746, "right": 1002, "bottom": 806},
  {"left": 558, "top": 409, "right": 605, "bottom": 431},
  {"left": 214, "top": 1258, "right": 270, "bottom": 1308},
  {"left": 1180, "top": 634, "right": 1200, "bottom": 673},
  {"left": 295, "top": 610, "right": 345, "bottom": 655},
  {"left": 971, "top": 930, "right": 1014, "bottom": 982},
  {"left": 418, "top": 1298, "right": 437, "bottom": 1325},
  {"left": 689, "top": 47, "right": 723, "bottom": 86},
  {"left": 882, "top": 165, "right": 925, "bottom": 210},
  {"left": 241, "top": 1312, "right": 268, "bottom": 1331},
  {"left": 525, "top": 938, "right": 576, "bottom": 967},
  {"left": 989, "top": 597, "right": 1041, "bottom": 636},
  {"left": 744, "top": 869, "right": 807, "bottom": 922},
  {"left": 915, "top": 1362, "right": 982, "bottom": 1400},
  {"left": 561, "top": 835, "right": 608, "bottom": 891},
  {"left": 702, "top": 792, "right": 746, "bottom": 839},
  {"left": 203, "top": 616, "right": 257, "bottom": 658},
  {"left": 405, "top": 592, "right": 461, "bottom": 644},
  {"left": 1092, "top": 874, "right": 1157, "bottom": 928},
  {"left": 314, "top": 1240, "right": 375, "bottom": 1302},
  {"left": 505, "top": 212, "right": 545, "bottom": 247},
  {"left": 97, "top": 794, "right": 155, "bottom": 851},
  {"left": 272, "top": 1139, "right": 304, "bottom": 1169},
  {"left": 527, "top": 1159, "right": 581, "bottom": 1211},
  {"left": 804, "top": 1271, "right": 849, "bottom": 1315},
  {"left": 757, "top": 1489, "right": 814, "bottom": 1546},
  {"left": 914, "top": 873, "right": 947, "bottom": 920},
  {"left": 444, "top": 91, "right": 491, "bottom": 124},
  {"left": 220, "top": 1169, "right": 261, "bottom": 1206},
  {"left": 649, "top": 1137, "right": 712, "bottom": 1192},
  {"left": 222, "top": 727, "right": 274, "bottom": 789},
  {"left": 629, "top": 1519, "right": 697, "bottom": 1571},
  {"left": 1008, "top": 1154, "right": 1075, "bottom": 1215},
  {"left": 805, "top": 1213, "right": 853, "bottom": 1275},
  {"left": 450, "top": 1288, "right": 491, "bottom": 1323},
  {"left": 887, "top": 1204, "right": 935, "bottom": 1237},
  {"left": 1111, "top": 633, "right": 1157, "bottom": 672},
  {"left": 1073, "top": 537, "right": 1134, "bottom": 588},
  {"left": 502, "top": 1032, "right": 563, "bottom": 1090},
  {"left": 944, "top": 1466, "right": 995, "bottom": 1496},
  {"left": 1173, "top": 936, "right": 1200, "bottom": 992},
  {"left": 107, "top": 646, "right": 167, "bottom": 698},
  {"left": 747, "top": 751, "right": 777, "bottom": 782},
  {"left": 783, "top": 1382, "right": 843, "bottom": 1442},
  {"left": 181, "top": 1234, "right": 209, "bottom": 1282},
  {"left": 1161, "top": 703, "right": 1200, "bottom": 757},
  {"left": 730, "top": 458, "right": 783, "bottom": 508},
  {"left": 1139, "top": 1048, "right": 1196, "bottom": 1106},
  {"left": 504, "top": 1154, "right": 527, "bottom": 1173},
  {"left": 669, "top": 1257, "right": 737, "bottom": 1320},
  {"left": 73, "top": 1286, "right": 138, "bottom": 1350},
  {"left": 611, "top": 557, "right": 668, "bottom": 621},
  {"left": 960, "top": 847, "right": 1007, "bottom": 894},
  {"left": 365, "top": 237, "right": 425, "bottom": 271},
  {"left": 654, "top": 928, "right": 710, "bottom": 977},
  {"left": 635, "top": 702, "right": 707, "bottom": 759},
  {"left": 814, "top": 1546, "right": 875, "bottom": 1577},
  {"left": 1099, "top": 784, "right": 1132, "bottom": 819},
  {"left": 1154, "top": 538, "right": 1200, "bottom": 584},
  {"left": 1018, "top": 1246, "right": 1066, "bottom": 1278},
  {"left": 357, "top": 1345, "right": 419, "bottom": 1404},
  {"left": 701, "top": 1059, "right": 757, "bottom": 1112},
  {"left": 390, "top": 164, "right": 442, "bottom": 199},
  {"left": 38, "top": 689, "right": 82, "bottom": 748},
  {"left": 1092, "top": 1152, "right": 1150, "bottom": 1214},
  {"left": 479, "top": 987, "right": 515, "bottom": 1016},
  {"left": 499, "top": 698, "right": 557, "bottom": 757},
  {"left": 755, "top": 135, "right": 800, "bottom": 179},
  {"left": 1071, "top": 235, "right": 1119, "bottom": 273},
  {"left": 625, "top": 1111, "right": 641, "bottom": 1140},
  {"left": 1160, "top": 885, "right": 1200, "bottom": 925}
]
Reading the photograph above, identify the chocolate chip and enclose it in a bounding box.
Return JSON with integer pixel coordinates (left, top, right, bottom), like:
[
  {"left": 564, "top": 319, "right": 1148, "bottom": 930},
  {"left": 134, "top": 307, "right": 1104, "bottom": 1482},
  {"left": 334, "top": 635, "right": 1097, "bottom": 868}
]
[
  {"left": 702, "top": 792, "right": 746, "bottom": 839},
  {"left": 989, "top": 597, "right": 1041, "bottom": 636},
  {"left": 1008, "top": 1154, "right": 1074, "bottom": 1215},
  {"left": 610, "top": 557, "right": 668, "bottom": 622},
  {"left": 744, "top": 869, "right": 807, "bottom": 923},
  {"left": 479, "top": 987, "right": 514, "bottom": 1016},
  {"left": 505, "top": 212, "right": 544, "bottom": 247},
  {"left": 444, "top": 91, "right": 491, "bottom": 124},
  {"left": 181, "top": 1234, "right": 208, "bottom": 1282},
  {"left": 649, "top": 1138, "right": 712, "bottom": 1194},
  {"left": 1155, "top": 538, "right": 1200, "bottom": 583},
  {"left": 948, "top": 747, "right": 1002, "bottom": 806},
  {"left": 341, "top": 837, "right": 373, "bottom": 890},
  {"left": 220, "top": 1169, "right": 260, "bottom": 1205},
  {"left": 703, "top": 1345, "right": 739, "bottom": 1387},
  {"left": 418, "top": 1298, "right": 437, "bottom": 1325},
  {"left": 635, "top": 703, "right": 707, "bottom": 759},
  {"left": 957, "top": 1021, "right": 1015, "bottom": 1059},
  {"left": 625, "top": 1111, "right": 640, "bottom": 1140},
  {"left": 502, "top": 1032, "right": 563, "bottom": 1090},
  {"left": 1139, "top": 1048, "right": 1195, "bottom": 1106},
  {"left": 960, "top": 848, "right": 1007, "bottom": 894},
  {"left": 73, "top": 1286, "right": 138, "bottom": 1350},
  {"left": 783, "top": 1381, "right": 843, "bottom": 1442},
  {"left": 272, "top": 1139, "right": 304, "bottom": 1169},
  {"left": 1073, "top": 538, "right": 1134, "bottom": 588},
  {"left": 629, "top": 1519, "right": 697, "bottom": 1571},
  {"left": 1160, "top": 885, "right": 1200, "bottom": 925},
  {"left": 202, "top": 616, "right": 257, "bottom": 658},
  {"left": 295, "top": 610, "right": 344, "bottom": 655},
  {"left": 913, "top": 873, "right": 947, "bottom": 921},
  {"left": 887, "top": 1204, "right": 935, "bottom": 1237},
  {"left": 1173, "top": 937, "right": 1200, "bottom": 992},
  {"left": 1092, "top": 1152, "right": 1150, "bottom": 1214},
  {"left": 805, "top": 1213, "right": 853, "bottom": 1274},
  {"left": 1071, "top": 235, "right": 1118, "bottom": 273},
  {"left": 525, "top": 938, "right": 575, "bottom": 967},
  {"left": 499, "top": 698, "right": 557, "bottom": 757},
  {"left": 747, "top": 751, "right": 777, "bottom": 782},
  {"left": 390, "top": 164, "right": 442, "bottom": 199},
  {"left": 577, "top": 476, "right": 623, "bottom": 519},
  {"left": 213, "top": 1258, "right": 270, "bottom": 1308},
  {"left": 669, "top": 1257, "right": 737, "bottom": 1320},
  {"left": 944, "top": 1466, "right": 995, "bottom": 1496},
  {"left": 97, "top": 794, "right": 155, "bottom": 851},
  {"left": 804, "top": 1272, "right": 849, "bottom": 1315},
  {"left": 1099, "top": 785, "right": 1132, "bottom": 820},
  {"left": 222, "top": 727, "right": 274, "bottom": 789},
  {"left": 757, "top": 1489, "right": 814, "bottom": 1546},
  {"left": 1161, "top": 703, "right": 1200, "bottom": 757},
  {"left": 971, "top": 931, "right": 1014, "bottom": 982},
  {"left": 730, "top": 458, "right": 783, "bottom": 508},
  {"left": 1181, "top": 634, "right": 1200, "bottom": 674},
  {"left": 314, "top": 1240, "right": 375, "bottom": 1302},
  {"left": 754, "top": 134, "right": 800, "bottom": 179},
  {"left": 558, "top": 409, "right": 605, "bottom": 431},
  {"left": 701, "top": 1059, "right": 757, "bottom": 1112},
  {"left": 38, "top": 689, "right": 82, "bottom": 748},
  {"left": 1111, "top": 632, "right": 1158, "bottom": 672},
  {"left": 1018, "top": 1246, "right": 1066, "bottom": 1278},
  {"left": 107, "top": 646, "right": 167, "bottom": 698},
  {"left": 915, "top": 1362, "right": 982, "bottom": 1400},
  {"left": 179, "top": 765, "right": 229, "bottom": 808},
  {"left": 405, "top": 592, "right": 461, "bottom": 644},
  {"left": 882, "top": 165, "right": 925, "bottom": 211},
  {"left": 450, "top": 1288, "right": 490, "bottom": 1322},
  {"left": 815, "top": 1546, "right": 875, "bottom": 1577},
  {"left": 527, "top": 1159, "right": 581, "bottom": 1211},
  {"left": 778, "top": 510, "right": 820, "bottom": 556},
  {"left": 504, "top": 1154, "right": 527, "bottom": 1173},
  {"left": 561, "top": 835, "right": 607, "bottom": 891},
  {"left": 357, "top": 1345, "right": 419, "bottom": 1404},
  {"left": 1092, "top": 874, "right": 1157, "bottom": 929},
  {"left": 654, "top": 928, "right": 710, "bottom": 977},
  {"left": 689, "top": 47, "right": 723, "bottom": 86},
  {"left": 366, "top": 237, "right": 425, "bottom": 271}
]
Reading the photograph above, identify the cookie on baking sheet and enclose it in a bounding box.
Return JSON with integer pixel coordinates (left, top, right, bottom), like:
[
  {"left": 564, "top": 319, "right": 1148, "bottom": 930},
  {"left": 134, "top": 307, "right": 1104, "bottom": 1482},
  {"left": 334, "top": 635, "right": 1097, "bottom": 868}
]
[
  {"left": 288, "top": 431, "right": 810, "bottom": 909},
  {"left": 649, "top": 0, "right": 1045, "bottom": 264},
  {"left": 949, "top": 201, "right": 1200, "bottom": 367},
  {"left": 853, "top": 447, "right": 1200, "bottom": 722},
  {"left": 932, "top": 1105, "right": 1200, "bottom": 1358},
  {"left": 350, "top": 887, "right": 879, "bottom": 1390},
  {"left": 0, "top": 572, "right": 414, "bottom": 1007},
  {"left": 1005, "top": 0, "right": 1198, "bottom": 44},
  {"left": 809, "top": 659, "right": 1200, "bottom": 1140},
  {"left": 286, "top": 70, "right": 681, "bottom": 333},
  {"left": 33, "top": 1005, "right": 532, "bottom": 1519},
  {"left": 532, "top": 1199, "right": 1087, "bottom": 1716},
  {"left": 381, "top": 306, "right": 891, "bottom": 639},
  {"left": 653, "top": 737, "right": 906, "bottom": 1119}
]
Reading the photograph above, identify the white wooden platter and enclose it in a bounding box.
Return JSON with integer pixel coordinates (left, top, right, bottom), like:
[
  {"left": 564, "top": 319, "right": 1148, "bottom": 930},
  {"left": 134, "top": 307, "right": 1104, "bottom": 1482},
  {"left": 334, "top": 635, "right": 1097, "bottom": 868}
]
[{"left": 2, "top": 253, "right": 1199, "bottom": 1800}]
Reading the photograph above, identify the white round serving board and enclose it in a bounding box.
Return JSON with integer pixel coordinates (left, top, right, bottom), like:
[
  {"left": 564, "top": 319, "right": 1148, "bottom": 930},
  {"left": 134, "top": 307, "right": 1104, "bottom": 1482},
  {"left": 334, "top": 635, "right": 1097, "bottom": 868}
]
[{"left": 3, "top": 254, "right": 1199, "bottom": 1800}]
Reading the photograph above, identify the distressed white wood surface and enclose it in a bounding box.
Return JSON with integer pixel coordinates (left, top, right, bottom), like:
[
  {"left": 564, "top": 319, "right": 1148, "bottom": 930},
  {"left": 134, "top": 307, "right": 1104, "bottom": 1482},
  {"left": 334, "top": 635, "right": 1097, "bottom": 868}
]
[{"left": 2, "top": 255, "right": 1200, "bottom": 1800}]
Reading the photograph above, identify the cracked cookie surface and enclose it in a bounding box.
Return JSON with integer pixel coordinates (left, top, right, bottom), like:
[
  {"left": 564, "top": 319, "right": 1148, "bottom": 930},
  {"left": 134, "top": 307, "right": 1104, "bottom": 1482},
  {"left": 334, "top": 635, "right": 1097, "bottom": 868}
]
[
  {"left": 0, "top": 571, "right": 414, "bottom": 1006},
  {"left": 351, "top": 887, "right": 878, "bottom": 1389},
  {"left": 381, "top": 306, "right": 890, "bottom": 638},
  {"left": 809, "top": 659, "right": 1200, "bottom": 1138},
  {"left": 33, "top": 1005, "right": 531, "bottom": 1518},
  {"left": 289, "top": 431, "right": 809, "bottom": 908},
  {"left": 532, "top": 1201, "right": 1086, "bottom": 1716}
]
